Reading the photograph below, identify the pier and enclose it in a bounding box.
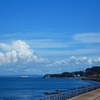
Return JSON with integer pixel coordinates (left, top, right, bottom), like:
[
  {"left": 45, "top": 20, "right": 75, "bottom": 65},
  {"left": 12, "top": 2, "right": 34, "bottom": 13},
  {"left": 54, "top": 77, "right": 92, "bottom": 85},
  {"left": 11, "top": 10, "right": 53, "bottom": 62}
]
[{"left": 35, "top": 85, "right": 100, "bottom": 100}]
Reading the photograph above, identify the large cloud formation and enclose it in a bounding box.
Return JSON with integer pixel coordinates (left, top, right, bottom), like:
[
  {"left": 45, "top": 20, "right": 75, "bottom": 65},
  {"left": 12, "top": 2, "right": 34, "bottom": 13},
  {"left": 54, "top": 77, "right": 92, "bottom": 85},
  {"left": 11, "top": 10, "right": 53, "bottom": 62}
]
[{"left": 0, "top": 40, "right": 100, "bottom": 75}]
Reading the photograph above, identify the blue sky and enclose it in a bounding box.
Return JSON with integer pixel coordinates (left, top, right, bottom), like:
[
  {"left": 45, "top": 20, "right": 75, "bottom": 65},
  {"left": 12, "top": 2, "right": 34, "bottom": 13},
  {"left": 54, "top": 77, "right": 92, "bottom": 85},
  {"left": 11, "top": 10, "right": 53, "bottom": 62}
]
[{"left": 0, "top": 0, "right": 100, "bottom": 75}]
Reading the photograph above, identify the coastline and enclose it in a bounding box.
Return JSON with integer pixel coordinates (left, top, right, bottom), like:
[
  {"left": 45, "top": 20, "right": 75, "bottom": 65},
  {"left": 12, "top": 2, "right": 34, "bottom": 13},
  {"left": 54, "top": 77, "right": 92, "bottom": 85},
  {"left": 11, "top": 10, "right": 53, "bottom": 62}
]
[
  {"left": 67, "top": 79, "right": 100, "bottom": 100},
  {"left": 81, "top": 77, "right": 100, "bottom": 82},
  {"left": 35, "top": 79, "right": 100, "bottom": 100}
]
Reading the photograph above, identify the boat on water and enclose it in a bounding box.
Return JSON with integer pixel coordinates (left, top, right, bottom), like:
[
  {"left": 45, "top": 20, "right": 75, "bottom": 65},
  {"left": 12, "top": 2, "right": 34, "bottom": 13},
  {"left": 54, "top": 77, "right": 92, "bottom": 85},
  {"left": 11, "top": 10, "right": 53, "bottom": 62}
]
[{"left": 20, "top": 76, "right": 28, "bottom": 78}]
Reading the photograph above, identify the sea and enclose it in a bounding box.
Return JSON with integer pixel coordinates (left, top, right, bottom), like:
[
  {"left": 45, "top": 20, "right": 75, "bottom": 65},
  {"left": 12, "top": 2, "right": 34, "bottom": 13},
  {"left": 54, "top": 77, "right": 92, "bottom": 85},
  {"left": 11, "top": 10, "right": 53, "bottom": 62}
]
[{"left": 0, "top": 76, "right": 99, "bottom": 100}]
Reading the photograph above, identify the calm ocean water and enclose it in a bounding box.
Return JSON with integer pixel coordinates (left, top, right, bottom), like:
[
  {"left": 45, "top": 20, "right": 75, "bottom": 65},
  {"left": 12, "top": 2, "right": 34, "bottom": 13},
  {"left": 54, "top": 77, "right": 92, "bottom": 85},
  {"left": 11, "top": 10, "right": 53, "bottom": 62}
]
[{"left": 0, "top": 77, "right": 95, "bottom": 100}]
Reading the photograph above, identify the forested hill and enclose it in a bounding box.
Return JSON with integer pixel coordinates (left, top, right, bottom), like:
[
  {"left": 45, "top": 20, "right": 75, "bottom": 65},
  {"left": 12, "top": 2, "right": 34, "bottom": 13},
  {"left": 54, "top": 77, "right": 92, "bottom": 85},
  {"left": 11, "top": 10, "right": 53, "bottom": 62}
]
[{"left": 43, "top": 66, "right": 100, "bottom": 78}]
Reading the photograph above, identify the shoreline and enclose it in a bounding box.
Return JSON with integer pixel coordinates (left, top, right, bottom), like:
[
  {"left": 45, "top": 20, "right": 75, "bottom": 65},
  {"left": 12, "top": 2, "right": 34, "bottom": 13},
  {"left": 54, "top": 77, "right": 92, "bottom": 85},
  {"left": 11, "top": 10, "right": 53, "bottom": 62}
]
[
  {"left": 67, "top": 79, "right": 100, "bottom": 100},
  {"left": 35, "top": 82, "right": 100, "bottom": 100},
  {"left": 81, "top": 77, "right": 100, "bottom": 82}
]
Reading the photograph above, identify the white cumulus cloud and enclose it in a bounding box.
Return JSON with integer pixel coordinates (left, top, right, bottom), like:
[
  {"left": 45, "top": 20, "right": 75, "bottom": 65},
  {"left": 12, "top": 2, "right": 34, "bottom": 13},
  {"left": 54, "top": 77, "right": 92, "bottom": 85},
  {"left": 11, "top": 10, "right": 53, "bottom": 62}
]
[
  {"left": 0, "top": 43, "right": 11, "bottom": 51},
  {"left": 0, "top": 40, "right": 100, "bottom": 75}
]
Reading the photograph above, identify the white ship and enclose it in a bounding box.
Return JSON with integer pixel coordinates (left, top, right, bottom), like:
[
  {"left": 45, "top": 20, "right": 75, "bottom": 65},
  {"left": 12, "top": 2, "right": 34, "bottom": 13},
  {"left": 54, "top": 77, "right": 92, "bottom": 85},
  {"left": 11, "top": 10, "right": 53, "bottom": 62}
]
[{"left": 20, "top": 76, "right": 28, "bottom": 78}]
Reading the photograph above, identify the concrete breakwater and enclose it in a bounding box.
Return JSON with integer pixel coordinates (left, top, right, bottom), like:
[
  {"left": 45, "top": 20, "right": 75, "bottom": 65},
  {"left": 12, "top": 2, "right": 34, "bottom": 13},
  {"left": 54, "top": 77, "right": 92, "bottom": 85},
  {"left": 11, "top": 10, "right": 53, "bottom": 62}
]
[{"left": 35, "top": 85, "right": 100, "bottom": 100}]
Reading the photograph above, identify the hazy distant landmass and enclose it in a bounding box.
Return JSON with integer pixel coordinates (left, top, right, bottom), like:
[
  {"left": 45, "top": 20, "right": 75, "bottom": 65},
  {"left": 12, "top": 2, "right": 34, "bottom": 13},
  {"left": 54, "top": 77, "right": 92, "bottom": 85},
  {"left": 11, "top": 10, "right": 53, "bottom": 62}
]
[{"left": 43, "top": 66, "right": 100, "bottom": 80}]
